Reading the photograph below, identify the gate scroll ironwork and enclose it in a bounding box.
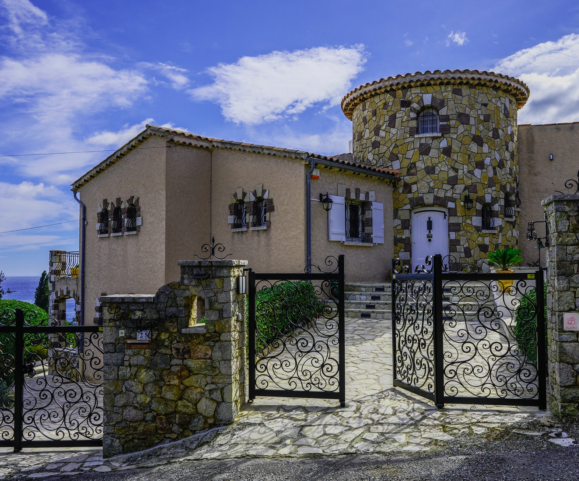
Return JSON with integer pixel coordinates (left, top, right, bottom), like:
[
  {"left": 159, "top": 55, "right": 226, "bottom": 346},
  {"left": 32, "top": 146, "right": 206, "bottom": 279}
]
[
  {"left": 392, "top": 254, "right": 546, "bottom": 409},
  {"left": 248, "top": 255, "right": 345, "bottom": 406},
  {"left": 0, "top": 308, "right": 103, "bottom": 451}
]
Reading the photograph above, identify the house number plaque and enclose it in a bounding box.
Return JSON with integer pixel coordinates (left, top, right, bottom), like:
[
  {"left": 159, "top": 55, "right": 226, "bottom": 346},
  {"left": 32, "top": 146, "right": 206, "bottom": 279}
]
[
  {"left": 564, "top": 313, "right": 579, "bottom": 331},
  {"left": 136, "top": 330, "right": 152, "bottom": 341}
]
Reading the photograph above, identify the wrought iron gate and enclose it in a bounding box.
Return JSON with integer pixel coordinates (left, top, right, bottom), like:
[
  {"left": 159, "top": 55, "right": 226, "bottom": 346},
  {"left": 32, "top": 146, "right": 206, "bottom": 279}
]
[
  {"left": 248, "top": 256, "right": 345, "bottom": 406},
  {"left": 392, "top": 254, "right": 546, "bottom": 409},
  {"left": 0, "top": 308, "right": 103, "bottom": 451}
]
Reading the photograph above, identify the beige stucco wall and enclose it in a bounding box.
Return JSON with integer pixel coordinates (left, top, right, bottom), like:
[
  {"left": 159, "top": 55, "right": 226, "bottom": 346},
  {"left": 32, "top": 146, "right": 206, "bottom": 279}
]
[
  {"left": 519, "top": 123, "right": 579, "bottom": 266},
  {"left": 210, "top": 149, "right": 306, "bottom": 273},
  {"left": 165, "top": 145, "right": 211, "bottom": 282},
  {"left": 78, "top": 136, "right": 167, "bottom": 324},
  {"left": 311, "top": 168, "right": 394, "bottom": 282}
]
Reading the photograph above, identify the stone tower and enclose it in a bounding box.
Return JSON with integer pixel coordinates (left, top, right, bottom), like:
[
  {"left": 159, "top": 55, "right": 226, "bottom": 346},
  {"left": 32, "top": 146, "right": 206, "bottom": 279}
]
[{"left": 341, "top": 70, "right": 530, "bottom": 269}]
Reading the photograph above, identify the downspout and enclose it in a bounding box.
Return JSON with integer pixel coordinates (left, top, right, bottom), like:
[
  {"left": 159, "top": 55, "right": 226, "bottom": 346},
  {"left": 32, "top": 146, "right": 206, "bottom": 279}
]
[
  {"left": 73, "top": 190, "right": 86, "bottom": 326},
  {"left": 306, "top": 157, "right": 317, "bottom": 270}
]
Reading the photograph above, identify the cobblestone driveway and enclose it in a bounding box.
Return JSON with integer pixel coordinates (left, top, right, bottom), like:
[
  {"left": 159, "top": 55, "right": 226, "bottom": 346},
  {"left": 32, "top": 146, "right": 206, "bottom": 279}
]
[{"left": 0, "top": 318, "right": 552, "bottom": 478}]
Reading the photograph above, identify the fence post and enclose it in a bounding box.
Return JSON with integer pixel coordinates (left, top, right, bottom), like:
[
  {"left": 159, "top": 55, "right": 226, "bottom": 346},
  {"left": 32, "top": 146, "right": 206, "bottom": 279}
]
[
  {"left": 338, "top": 254, "right": 346, "bottom": 408},
  {"left": 432, "top": 254, "right": 445, "bottom": 408},
  {"left": 248, "top": 269, "right": 256, "bottom": 402},
  {"left": 391, "top": 259, "right": 397, "bottom": 386},
  {"left": 13, "top": 308, "right": 24, "bottom": 453}
]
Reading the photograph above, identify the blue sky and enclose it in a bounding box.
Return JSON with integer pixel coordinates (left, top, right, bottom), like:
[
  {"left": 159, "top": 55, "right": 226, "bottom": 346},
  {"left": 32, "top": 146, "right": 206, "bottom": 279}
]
[{"left": 1, "top": 0, "right": 579, "bottom": 276}]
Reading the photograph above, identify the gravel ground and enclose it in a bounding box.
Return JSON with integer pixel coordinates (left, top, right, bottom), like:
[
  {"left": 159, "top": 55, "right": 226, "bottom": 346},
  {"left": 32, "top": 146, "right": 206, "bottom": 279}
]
[{"left": 8, "top": 417, "right": 579, "bottom": 480}]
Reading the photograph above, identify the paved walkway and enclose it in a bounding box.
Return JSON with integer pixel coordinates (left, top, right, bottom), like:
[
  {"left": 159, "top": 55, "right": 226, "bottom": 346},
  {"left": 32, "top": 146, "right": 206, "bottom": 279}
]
[{"left": 0, "top": 318, "right": 553, "bottom": 479}]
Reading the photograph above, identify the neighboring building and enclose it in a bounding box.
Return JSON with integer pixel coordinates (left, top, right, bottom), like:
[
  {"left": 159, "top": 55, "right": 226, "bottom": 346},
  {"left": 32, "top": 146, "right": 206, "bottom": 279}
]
[{"left": 50, "top": 69, "right": 578, "bottom": 324}]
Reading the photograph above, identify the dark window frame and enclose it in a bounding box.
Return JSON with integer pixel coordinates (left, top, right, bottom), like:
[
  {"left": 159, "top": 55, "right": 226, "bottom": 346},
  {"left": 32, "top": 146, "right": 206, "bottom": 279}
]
[
  {"left": 126, "top": 204, "right": 137, "bottom": 232},
  {"left": 112, "top": 206, "right": 123, "bottom": 233},
  {"left": 233, "top": 201, "right": 246, "bottom": 229},
  {"left": 253, "top": 198, "right": 266, "bottom": 228},
  {"left": 98, "top": 209, "right": 108, "bottom": 234},
  {"left": 345, "top": 201, "right": 363, "bottom": 242},
  {"left": 418, "top": 108, "right": 439, "bottom": 135},
  {"left": 482, "top": 203, "right": 493, "bottom": 230}
]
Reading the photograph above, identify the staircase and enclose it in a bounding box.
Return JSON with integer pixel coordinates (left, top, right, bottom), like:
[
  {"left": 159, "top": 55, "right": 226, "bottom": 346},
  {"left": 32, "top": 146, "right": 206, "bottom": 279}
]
[{"left": 344, "top": 283, "right": 392, "bottom": 320}]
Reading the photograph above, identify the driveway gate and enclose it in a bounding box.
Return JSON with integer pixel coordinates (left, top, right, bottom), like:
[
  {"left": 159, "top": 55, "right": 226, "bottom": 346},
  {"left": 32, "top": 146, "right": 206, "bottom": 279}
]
[
  {"left": 0, "top": 308, "right": 103, "bottom": 451},
  {"left": 248, "top": 255, "right": 345, "bottom": 406},
  {"left": 392, "top": 254, "right": 546, "bottom": 409}
]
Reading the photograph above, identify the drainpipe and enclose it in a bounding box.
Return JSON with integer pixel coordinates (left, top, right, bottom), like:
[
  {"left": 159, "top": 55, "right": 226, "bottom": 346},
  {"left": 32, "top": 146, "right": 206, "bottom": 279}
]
[
  {"left": 306, "top": 157, "right": 317, "bottom": 270},
  {"left": 73, "top": 190, "right": 86, "bottom": 326}
]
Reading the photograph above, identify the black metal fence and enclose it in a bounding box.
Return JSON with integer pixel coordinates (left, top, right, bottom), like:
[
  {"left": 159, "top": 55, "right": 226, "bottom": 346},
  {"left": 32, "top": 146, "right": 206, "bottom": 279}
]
[
  {"left": 248, "top": 256, "right": 345, "bottom": 406},
  {"left": 392, "top": 254, "right": 546, "bottom": 409},
  {"left": 0, "top": 308, "right": 103, "bottom": 451}
]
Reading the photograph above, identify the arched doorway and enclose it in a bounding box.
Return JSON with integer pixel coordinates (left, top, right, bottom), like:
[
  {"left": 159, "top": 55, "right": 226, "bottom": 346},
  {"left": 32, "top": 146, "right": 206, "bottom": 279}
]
[{"left": 411, "top": 208, "right": 449, "bottom": 272}]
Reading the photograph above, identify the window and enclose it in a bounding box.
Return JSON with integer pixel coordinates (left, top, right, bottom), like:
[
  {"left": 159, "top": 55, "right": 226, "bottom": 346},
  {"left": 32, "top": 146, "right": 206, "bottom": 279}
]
[
  {"left": 504, "top": 193, "right": 514, "bottom": 218},
  {"left": 125, "top": 204, "right": 137, "bottom": 232},
  {"left": 112, "top": 206, "right": 122, "bottom": 233},
  {"left": 418, "top": 108, "right": 439, "bottom": 135},
  {"left": 346, "top": 201, "right": 362, "bottom": 242},
  {"left": 233, "top": 201, "right": 246, "bottom": 229},
  {"left": 482, "top": 203, "right": 493, "bottom": 230},
  {"left": 253, "top": 198, "right": 266, "bottom": 228},
  {"left": 98, "top": 208, "right": 108, "bottom": 235}
]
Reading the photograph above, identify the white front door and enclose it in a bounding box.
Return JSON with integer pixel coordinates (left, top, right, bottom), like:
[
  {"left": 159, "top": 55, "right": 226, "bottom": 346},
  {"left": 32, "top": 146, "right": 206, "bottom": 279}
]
[{"left": 412, "top": 209, "right": 449, "bottom": 272}]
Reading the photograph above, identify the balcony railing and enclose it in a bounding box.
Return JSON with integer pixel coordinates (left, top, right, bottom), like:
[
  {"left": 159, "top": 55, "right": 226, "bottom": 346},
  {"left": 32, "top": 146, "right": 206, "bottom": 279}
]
[{"left": 51, "top": 251, "right": 80, "bottom": 278}]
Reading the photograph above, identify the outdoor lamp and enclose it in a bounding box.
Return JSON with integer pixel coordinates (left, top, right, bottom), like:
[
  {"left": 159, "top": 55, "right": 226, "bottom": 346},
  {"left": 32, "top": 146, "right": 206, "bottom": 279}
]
[
  {"left": 320, "top": 193, "right": 334, "bottom": 212},
  {"left": 237, "top": 275, "right": 247, "bottom": 295},
  {"left": 535, "top": 239, "right": 545, "bottom": 250},
  {"left": 463, "top": 193, "right": 474, "bottom": 210}
]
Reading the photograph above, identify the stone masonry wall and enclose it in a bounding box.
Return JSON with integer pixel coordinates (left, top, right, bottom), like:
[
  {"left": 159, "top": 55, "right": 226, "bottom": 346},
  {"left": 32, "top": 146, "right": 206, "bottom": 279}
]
[
  {"left": 101, "top": 259, "right": 247, "bottom": 457},
  {"left": 543, "top": 193, "right": 579, "bottom": 416},
  {"left": 352, "top": 84, "right": 520, "bottom": 268}
]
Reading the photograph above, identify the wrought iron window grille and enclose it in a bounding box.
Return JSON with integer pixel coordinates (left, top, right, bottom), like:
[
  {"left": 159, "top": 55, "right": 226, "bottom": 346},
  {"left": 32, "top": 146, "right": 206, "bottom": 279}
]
[
  {"left": 417, "top": 108, "right": 439, "bottom": 135},
  {"left": 482, "top": 203, "right": 493, "bottom": 230},
  {"left": 125, "top": 204, "right": 137, "bottom": 232},
  {"left": 97, "top": 209, "right": 108, "bottom": 234},
  {"left": 111, "top": 206, "right": 122, "bottom": 233},
  {"left": 345, "top": 201, "right": 363, "bottom": 242},
  {"left": 233, "top": 201, "right": 246, "bottom": 229},
  {"left": 505, "top": 193, "right": 515, "bottom": 218},
  {"left": 252, "top": 198, "right": 266, "bottom": 227}
]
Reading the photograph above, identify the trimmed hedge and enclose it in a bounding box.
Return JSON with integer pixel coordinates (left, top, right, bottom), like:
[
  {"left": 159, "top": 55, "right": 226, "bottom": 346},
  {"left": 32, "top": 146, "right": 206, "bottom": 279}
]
[
  {"left": 514, "top": 287, "right": 547, "bottom": 365},
  {"left": 252, "top": 281, "right": 326, "bottom": 354}
]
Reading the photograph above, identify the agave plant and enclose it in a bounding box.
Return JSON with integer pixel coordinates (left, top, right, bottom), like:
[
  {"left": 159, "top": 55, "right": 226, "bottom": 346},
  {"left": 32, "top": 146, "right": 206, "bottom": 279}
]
[{"left": 488, "top": 247, "right": 523, "bottom": 271}]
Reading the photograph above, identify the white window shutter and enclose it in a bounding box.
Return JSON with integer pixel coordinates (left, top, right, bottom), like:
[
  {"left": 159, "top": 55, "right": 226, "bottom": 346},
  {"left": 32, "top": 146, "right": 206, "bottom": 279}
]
[
  {"left": 328, "top": 195, "right": 346, "bottom": 241},
  {"left": 372, "top": 202, "right": 384, "bottom": 244}
]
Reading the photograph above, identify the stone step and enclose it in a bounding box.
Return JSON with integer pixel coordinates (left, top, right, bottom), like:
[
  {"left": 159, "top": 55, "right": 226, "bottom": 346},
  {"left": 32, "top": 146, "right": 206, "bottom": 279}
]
[
  {"left": 344, "top": 283, "right": 391, "bottom": 294},
  {"left": 345, "top": 309, "right": 392, "bottom": 320},
  {"left": 345, "top": 292, "right": 391, "bottom": 301},
  {"left": 345, "top": 300, "right": 391, "bottom": 310}
]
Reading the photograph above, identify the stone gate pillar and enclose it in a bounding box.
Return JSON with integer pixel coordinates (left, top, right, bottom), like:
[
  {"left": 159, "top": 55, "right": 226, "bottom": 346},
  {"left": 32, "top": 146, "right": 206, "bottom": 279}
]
[
  {"left": 100, "top": 259, "right": 247, "bottom": 457},
  {"left": 543, "top": 192, "right": 579, "bottom": 416}
]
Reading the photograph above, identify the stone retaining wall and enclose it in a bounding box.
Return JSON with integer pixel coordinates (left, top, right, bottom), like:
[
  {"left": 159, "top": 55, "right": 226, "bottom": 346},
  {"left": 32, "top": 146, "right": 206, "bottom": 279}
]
[{"left": 100, "top": 259, "right": 247, "bottom": 457}]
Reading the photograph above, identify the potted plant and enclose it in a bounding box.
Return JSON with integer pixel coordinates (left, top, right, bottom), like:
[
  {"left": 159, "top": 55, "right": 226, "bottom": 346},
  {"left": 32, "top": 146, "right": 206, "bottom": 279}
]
[
  {"left": 71, "top": 264, "right": 79, "bottom": 278},
  {"left": 487, "top": 247, "right": 523, "bottom": 291}
]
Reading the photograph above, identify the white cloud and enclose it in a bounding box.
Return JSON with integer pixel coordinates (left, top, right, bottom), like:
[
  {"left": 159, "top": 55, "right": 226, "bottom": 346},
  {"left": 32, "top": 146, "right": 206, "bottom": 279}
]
[
  {"left": 189, "top": 45, "right": 367, "bottom": 125},
  {"left": 495, "top": 33, "right": 579, "bottom": 123},
  {"left": 141, "top": 62, "right": 189, "bottom": 90},
  {"left": 86, "top": 118, "right": 154, "bottom": 147},
  {"left": 0, "top": 0, "right": 47, "bottom": 35},
  {"left": 447, "top": 31, "right": 468, "bottom": 46},
  {"left": 405, "top": 40, "right": 413, "bottom": 47}
]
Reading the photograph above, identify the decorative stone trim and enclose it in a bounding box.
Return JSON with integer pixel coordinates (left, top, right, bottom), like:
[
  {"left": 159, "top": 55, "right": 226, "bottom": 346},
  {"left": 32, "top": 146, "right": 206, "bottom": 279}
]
[
  {"left": 97, "top": 196, "right": 141, "bottom": 237},
  {"left": 229, "top": 184, "right": 274, "bottom": 231}
]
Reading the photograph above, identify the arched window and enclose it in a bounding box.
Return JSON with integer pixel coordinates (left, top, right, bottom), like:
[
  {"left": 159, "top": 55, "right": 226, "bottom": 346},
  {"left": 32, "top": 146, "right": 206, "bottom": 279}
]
[
  {"left": 125, "top": 204, "right": 137, "bottom": 232},
  {"left": 98, "top": 208, "right": 108, "bottom": 234},
  {"left": 233, "top": 201, "right": 246, "bottom": 229},
  {"left": 112, "top": 206, "right": 122, "bottom": 233},
  {"left": 253, "top": 198, "right": 266, "bottom": 227},
  {"left": 418, "top": 108, "right": 439, "bottom": 135},
  {"left": 482, "top": 203, "right": 493, "bottom": 230}
]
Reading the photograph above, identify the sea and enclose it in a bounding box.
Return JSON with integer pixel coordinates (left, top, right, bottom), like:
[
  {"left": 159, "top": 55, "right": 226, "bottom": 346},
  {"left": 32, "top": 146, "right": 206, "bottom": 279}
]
[{"left": 3, "top": 276, "right": 76, "bottom": 322}]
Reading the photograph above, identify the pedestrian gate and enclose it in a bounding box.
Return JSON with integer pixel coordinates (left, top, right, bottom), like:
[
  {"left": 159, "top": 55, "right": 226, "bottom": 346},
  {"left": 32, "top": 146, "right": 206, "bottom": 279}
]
[{"left": 248, "top": 256, "right": 346, "bottom": 406}]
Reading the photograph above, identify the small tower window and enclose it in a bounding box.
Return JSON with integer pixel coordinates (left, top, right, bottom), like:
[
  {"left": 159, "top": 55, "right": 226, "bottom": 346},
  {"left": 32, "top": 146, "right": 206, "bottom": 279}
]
[
  {"left": 504, "top": 193, "right": 514, "bottom": 218},
  {"left": 482, "top": 203, "right": 493, "bottom": 230},
  {"left": 233, "top": 201, "right": 246, "bottom": 229},
  {"left": 418, "top": 108, "right": 439, "bottom": 135},
  {"left": 125, "top": 204, "right": 137, "bottom": 232},
  {"left": 98, "top": 208, "right": 108, "bottom": 234},
  {"left": 112, "top": 206, "right": 122, "bottom": 233}
]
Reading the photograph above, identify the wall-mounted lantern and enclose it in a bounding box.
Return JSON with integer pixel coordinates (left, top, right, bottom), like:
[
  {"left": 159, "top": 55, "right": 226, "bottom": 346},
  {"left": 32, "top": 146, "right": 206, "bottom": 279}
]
[
  {"left": 463, "top": 193, "right": 474, "bottom": 211},
  {"left": 319, "top": 193, "right": 334, "bottom": 212},
  {"left": 237, "top": 275, "right": 247, "bottom": 295}
]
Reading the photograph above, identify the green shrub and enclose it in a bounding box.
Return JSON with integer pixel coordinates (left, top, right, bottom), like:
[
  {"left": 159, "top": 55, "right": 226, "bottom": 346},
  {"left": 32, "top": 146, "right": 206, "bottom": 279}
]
[
  {"left": 34, "top": 271, "right": 50, "bottom": 312},
  {"left": 514, "top": 287, "right": 547, "bottom": 365},
  {"left": 251, "top": 281, "right": 326, "bottom": 354}
]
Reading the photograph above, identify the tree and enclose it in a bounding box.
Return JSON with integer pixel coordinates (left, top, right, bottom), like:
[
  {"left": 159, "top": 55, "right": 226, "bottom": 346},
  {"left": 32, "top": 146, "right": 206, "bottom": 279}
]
[
  {"left": 34, "top": 271, "right": 50, "bottom": 312},
  {"left": 0, "top": 271, "right": 5, "bottom": 300}
]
